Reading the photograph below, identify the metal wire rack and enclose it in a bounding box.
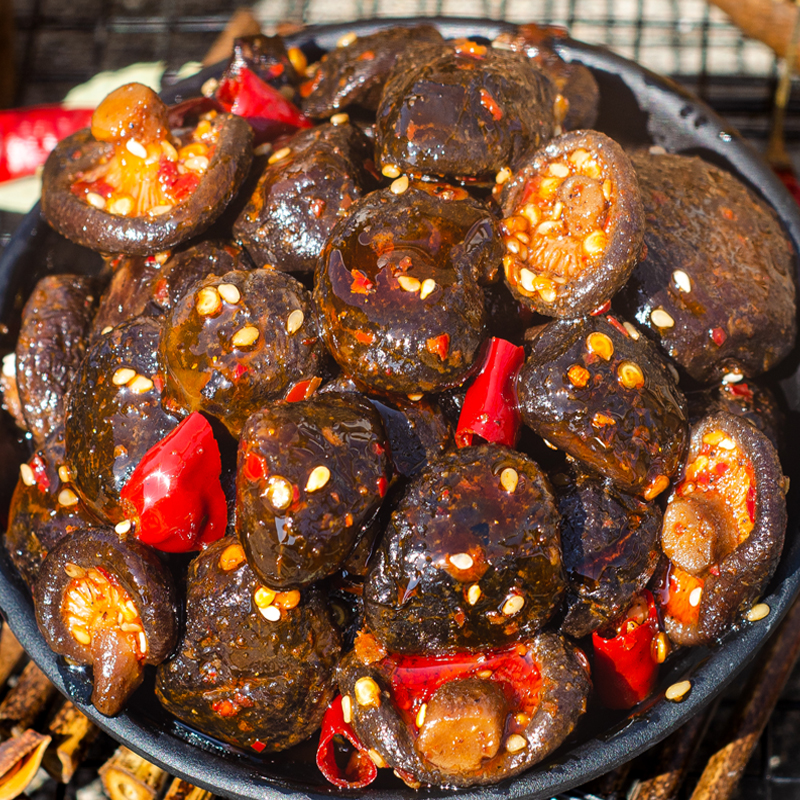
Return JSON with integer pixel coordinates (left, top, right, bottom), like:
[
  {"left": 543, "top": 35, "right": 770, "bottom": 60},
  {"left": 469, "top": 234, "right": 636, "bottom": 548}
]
[{"left": 7, "top": 2, "right": 800, "bottom": 799}]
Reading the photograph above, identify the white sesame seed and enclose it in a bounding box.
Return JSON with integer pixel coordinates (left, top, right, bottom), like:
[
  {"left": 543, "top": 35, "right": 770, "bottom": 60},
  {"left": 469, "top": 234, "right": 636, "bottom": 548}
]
[
  {"left": 502, "top": 594, "right": 525, "bottom": 616},
  {"left": 64, "top": 562, "right": 85, "bottom": 579},
  {"left": 217, "top": 283, "right": 241, "bottom": 304},
  {"left": 161, "top": 140, "right": 178, "bottom": 160},
  {"left": 355, "top": 676, "right": 381, "bottom": 707},
  {"left": 397, "top": 275, "right": 420, "bottom": 293},
  {"left": 19, "top": 463, "right": 35, "bottom": 487},
  {"left": 368, "top": 750, "right": 387, "bottom": 768},
  {"left": 506, "top": 734, "right": 528, "bottom": 753},
  {"left": 449, "top": 553, "right": 474, "bottom": 571},
  {"left": 722, "top": 371, "right": 744, "bottom": 384},
  {"left": 112, "top": 367, "right": 136, "bottom": 386},
  {"left": 518, "top": 268, "right": 536, "bottom": 293},
  {"left": 330, "top": 112, "right": 350, "bottom": 126},
  {"left": 1, "top": 352, "right": 14, "bottom": 377},
  {"left": 268, "top": 146, "right": 292, "bottom": 165},
  {"left": 201, "top": 77, "right": 219, "bottom": 97},
  {"left": 259, "top": 605, "right": 281, "bottom": 622},
  {"left": 623, "top": 321, "right": 640, "bottom": 340},
  {"left": 650, "top": 308, "right": 675, "bottom": 328},
  {"left": 128, "top": 375, "right": 154, "bottom": 394},
  {"left": 548, "top": 162, "right": 570, "bottom": 178},
  {"left": 58, "top": 465, "right": 72, "bottom": 483},
  {"left": 108, "top": 196, "right": 133, "bottom": 216},
  {"left": 717, "top": 437, "right": 735, "bottom": 450},
  {"left": 381, "top": 164, "right": 401, "bottom": 178},
  {"left": 306, "top": 466, "right": 331, "bottom": 492},
  {"left": 86, "top": 192, "right": 106, "bottom": 209},
  {"left": 341, "top": 695, "right": 352, "bottom": 724},
  {"left": 536, "top": 221, "right": 561, "bottom": 235},
  {"left": 115, "top": 520, "right": 132, "bottom": 535},
  {"left": 391, "top": 175, "right": 409, "bottom": 195},
  {"left": 419, "top": 278, "right": 436, "bottom": 300},
  {"left": 286, "top": 309, "right": 304, "bottom": 334},
  {"left": 147, "top": 204, "right": 174, "bottom": 216},
  {"left": 126, "top": 139, "right": 148, "bottom": 159},
  {"left": 232, "top": 326, "right": 260, "bottom": 348},
  {"left": 407, "top": 393, "right": 423, "bottom": 402},
  {"left": 266, "top": 477, "right": 293, "bottom": 511},
  {"left": 184, "top": 156, "right": 209, "bottom": 173},
  {"left": 672, "top": 270, "right": 692, "bottom": 293},
  {"left": 495, "top": 166, "right": 512, "bottom": 185},
  {"left": 58, "top": 488, "right": 79, "bottom": 507},
  {"left": 747, "top": 603, "right": 770, "bottom": 622},
  {"left": 665, "top": 680, "right": 691, "bottom": 701},
  {"left": 337, "top": 31, "right": 357, "bottom": 48},
  {"left": 101, "top": 326, "right": 113, "bottom": 335},
  {"left": 196, "top": 287, "right": 222, "bottom": 316},
  {"left": 138, "top": 631, "right": 148, "bottom": 653},
  {"left": 689, "top": 587, "right": 703, "bottom": 607},
  {"left": 467, "top": 584, "right": 482, "bottom": 605},
  {"left": 416, "top": 703, "right": 427, "bottom": 728},
  {"left": 500, "top": 467, "right": 519, "bottom": 493}
]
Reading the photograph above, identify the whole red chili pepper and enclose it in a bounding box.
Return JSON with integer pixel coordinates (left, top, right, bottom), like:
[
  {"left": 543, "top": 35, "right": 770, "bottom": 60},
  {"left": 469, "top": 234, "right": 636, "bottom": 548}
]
[
  {"left": 215, "top": 66, "right": 312, "bottom": 145},
  {"left": 455, "top": 337, "right": 525, "bottom": 449},
  {"left": 315, "top": 695, "right": 378, "bottom": 789},
  {"left": 120, "top": 412, "right": 227, "bottom": 553},
  {"left": 0, "top": 105, "right": 94, "bottom": 183},
  {"left": 592, "top": 590, "right": 662, "bottom": 709}
]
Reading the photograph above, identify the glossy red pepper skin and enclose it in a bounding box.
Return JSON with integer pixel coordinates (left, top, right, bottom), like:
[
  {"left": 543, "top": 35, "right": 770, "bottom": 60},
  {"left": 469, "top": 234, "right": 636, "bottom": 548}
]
[
  {"left": 0, "top": 105, "right": 94, "bottom": 182},
  {"left": 456, "top": 337, "right": 525, "bottom": 448},
  {"left": 592, "top": 590, "right": 660, "bottom": 709},
  {"left": 315, "top": 695, "right": 377, "bottom": 789},
  {"left": 120, "top": 412, "right": 227, "bottom": 553},
  {"left": 216, "top": 66, "right": 312, "bottom": 144}
]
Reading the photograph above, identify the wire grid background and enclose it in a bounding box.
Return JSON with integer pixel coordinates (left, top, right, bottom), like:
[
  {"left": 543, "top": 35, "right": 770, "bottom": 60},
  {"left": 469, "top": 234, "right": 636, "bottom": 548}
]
[{"left": 8, "top": 1, "right": 800, "bottom": 799}]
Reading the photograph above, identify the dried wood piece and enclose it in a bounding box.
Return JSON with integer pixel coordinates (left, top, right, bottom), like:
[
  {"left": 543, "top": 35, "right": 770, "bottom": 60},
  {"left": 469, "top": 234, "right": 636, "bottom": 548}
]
[
  {"left": 99, "top": 746, "right": 168, "bottom": 800},
  {"left": 0, "top": 661, "right": 57, "bottom": 737},
  {"left": 689, "top": 595, "right": 800, "bottom": 800},
  {"left": 42, "top": 699, "right": 100, "bottom": 784},
  {"left": 0, "top": 625, "right": 25, "bottom": 688},
  {"left": 201, "top": 8, "right": 261, "bottom": 67},
  {"left": 162, "top": 777, "right": 213, "bottom": 800},
  {"left": 708, "top": 0, "right": 799, "bottom": 61},
  {"left": 0, "top": 729, "right": 51, "bottom": 800}
]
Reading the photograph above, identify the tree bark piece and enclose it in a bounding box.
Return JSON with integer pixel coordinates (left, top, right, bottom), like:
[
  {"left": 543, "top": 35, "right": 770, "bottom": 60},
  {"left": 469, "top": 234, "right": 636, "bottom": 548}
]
[
  {"left": 42, "top": 699, "right": 100, "bottom": 783},
  {"left": 162, "top": 777, "right": 213, "bottom": 800},
  {"left": 0, "top": 729, "right": 51, "bottom": 800},
  {"left": 0, "top": 626, "right": 25, "bottom": 688},
  {"left": 99, "top": 746, "right": 168, "bottom": 800},
  {"left": 0, "top": 661, "right": 57, "bottom": 737}
]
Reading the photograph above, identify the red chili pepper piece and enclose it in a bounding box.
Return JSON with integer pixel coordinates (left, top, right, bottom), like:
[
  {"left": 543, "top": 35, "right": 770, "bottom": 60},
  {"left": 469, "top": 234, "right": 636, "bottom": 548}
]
[
  {"left": 316, "top": 695, "right": 377, "bottom": 789},
  {"left": 120, "top": 412, "right": 227, "bottom": 553},
  {"left": 592, "top": 590, "right": 660, "bottom": 710},
  {"left": 711, "top": 327, "right": 727, "bottom": 347},
  {"left": 0, "top": 105, "right": 94, "bottom": 183},
  {"left": 456, "top": 337, "right": 525, "bottom": 448},
  {"left": 283, "top": 376, "right": 322, "bottom": 403},
  {"left": 215, "top": 66, "right": 311, "bottom": 145}
]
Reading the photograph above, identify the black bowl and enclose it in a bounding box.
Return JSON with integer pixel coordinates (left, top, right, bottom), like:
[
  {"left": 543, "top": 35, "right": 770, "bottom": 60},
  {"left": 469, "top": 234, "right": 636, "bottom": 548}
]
[{"left": 1, "top": 17, "right": 800, "bottom": 800}]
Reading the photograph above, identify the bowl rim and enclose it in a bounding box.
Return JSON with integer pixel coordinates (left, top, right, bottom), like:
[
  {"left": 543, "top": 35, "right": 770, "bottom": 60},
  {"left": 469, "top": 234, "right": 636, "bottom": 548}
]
[{"left": 1, "top": 16, "right": 800, "bottom": 800}]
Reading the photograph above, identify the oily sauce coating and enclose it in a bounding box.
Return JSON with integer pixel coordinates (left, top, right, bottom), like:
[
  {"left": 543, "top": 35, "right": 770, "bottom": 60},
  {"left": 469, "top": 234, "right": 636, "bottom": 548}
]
[
  {"left": 337, "top": 632, "right": 590, "bottom": 788},
  {"left": 314, "top": 182, "right": 500, "bottom": 395},
  {"left": 301, "top": 25, "right": 444, "bottom": 118},
  {"left": 225, "top": 34, "right": 299, "bottom": 94},
  {"left": 236, "top": 393, "right": 389, "bottom": 588},
  {"left": 160, "top": 268, "right": 321, "bottom": 437},
  {"left": 517, "top": 315, "right": 688, "bottom": 498},
  {"left": 234, "top": 122, "right": 379, "bottom": 273},
  {"left": 16, "top": 274, "right": 97, "bottom": 447},
  {"left": 65, "top": 317, "right": 179, "bottom": 524},
  {"left": 5, "top": 430, "right": 100, "bottom": 589},
  {"left": 618, "top": 152, "right": 797, "bottom": 384},
  {"left": 554, "top": 469, "right": 661, "bottom": 638},
  {"left": 657, "top": 412, "right": 786, "bottom": 646},
  {"left": 364, "top": 445, "right": 565, "bottom": 654},
  {"left": 92, "top": 242, "right": 250, "bottom": 337},
  {"left": 155, "top": 538, "right": 341, "bottom": 752},
  {"left": 376, "top": 42, "right": 556, "bottom": 182},
  {"left": 499, "top": 130, "right": 643, "bottom": 318},
  {"left": 34, "top": 527, "right": 178, "bottom": 716}
]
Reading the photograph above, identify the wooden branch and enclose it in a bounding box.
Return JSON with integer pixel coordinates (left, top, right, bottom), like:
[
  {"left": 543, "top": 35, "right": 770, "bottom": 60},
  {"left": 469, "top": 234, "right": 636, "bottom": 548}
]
[
  {"left": 689, "top": 595, "right": 800, "bottom": 800},
  {"left": 0, "top": 626, "right": 25, "bottom": 689},
  {"left": 99, "top": 746, "right": 168, "bottom": 800},
  {"left": 42, "top": 699, "right": 100, "bottom": 784},
  {"left": 161, "top": 776, "right": 213, "bottom": 800},
  {"left": 0, "top": 661, "right": 57, "bottom": 738},
  {"left": 0, "top": 729, "right": 51, "bottom": 800},
  {"left": 708, "top": 0, "right": 798, "bottom": 60}
]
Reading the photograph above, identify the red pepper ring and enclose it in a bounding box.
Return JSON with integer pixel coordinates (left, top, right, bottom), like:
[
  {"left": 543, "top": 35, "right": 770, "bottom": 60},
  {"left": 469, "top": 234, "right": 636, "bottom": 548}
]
[
  {"left": 315, "top": 695, "right": 378, "bottom": 789},
  {"left": 456, "top": 337, "right": 525, "bottom": 449},
  {"left": 120, "top": 412, "right": 227, "bottom": 553},
  {"left": 215, "top": 66, "right": 312, "bottom": 145},
  {"left": 592, "top": 590, "right": 661, "bottom": 710}
]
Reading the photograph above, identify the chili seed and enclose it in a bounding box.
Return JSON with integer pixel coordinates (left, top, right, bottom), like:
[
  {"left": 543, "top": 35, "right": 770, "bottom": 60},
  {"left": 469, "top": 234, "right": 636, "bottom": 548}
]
[
  {"left": 495, "top": 166, "right": 512, "bottom": 184},
  {"left": 86, "top": 192, "right": 106, "bottom": 209},
  {"left": 567, "top": 364, "right": 590, "bottom": 388},
  {"left": 520, "top": 203, "right": 541, "bottom": 227},
  {"left": 259, "top": 605, "right": 281, "bottom": 622},
  {"left": 58, "top": 488, "right": 79, "bottom": 507},
  {"left": 623, "top": 321, "right": 640, "bottom": 340},
  {"left": 138, "top": 632, "right": 148, "bottom": 653},
  {"left": 500, "top": 467, "right": 519, "bottom": 493},
  {"left": 390, "top": 175, "right": 409, "bottom": 195},
  {"left": 306, "top": 466, "right": 331, "bottom": 492},
  {"left": 583, "top": 230, "right": 608, "bottom": 257},
  {"left": 354, "top": 676, "right": 381, "bottom": 707},
  {"left": 268, "top": 146, "right": 292, "bottom": 165},
  {"left": 653, "top": 632, "right": 670, "bottom": 664},
  {"left": 502, "top": 594, "right": 525, "bottom": 616},
  {"left": 592, "top": 412, "right": 616, "bottom": 427},
  {"left": 19, "top": 463, "right": 35, "bottom": 486},
  {"left": 407, "top": 393, "right": 423, "bottom": 402},
  {"left": 650, "top": 308, "right": 675, "bottom": 328},
  {"left": 201, "top": 77, "right": 219, "bottom": 97},
  {"left": 337, "top": 31, "right": 358, "bottom": 47},
  {"left": 506, "top": 734, "right": 527, "bottom": 753},
  {"left": 538, "top": 177, "right": 561, "bottom": 200},
  {"left": 702, "top": 431, "right": 726, "bottom": 446},
  {"left": 505, "top": 236, "right": 521, "bottom": 255},
  {"left": 64, "top": 562, "right": 85, "bottom": 579},
  {"left": 548, "top": 162, "right": 569, "bottom": 178},
  {"left": 232, "top": 326, "right": 260, "bottom": 347},
  {"left": 196, "top": 287, "right": 222, "bottom": 316},
  {"left": 747, "top": 603, "right": 770, "bottom": 622},
  {"left": 503, "top": 214, "right": 529, "bottom": 233},
  {"left": 287, "top": 46, "right": 307, "bottom": 74},
  {"left": 551, "top": 201, "right": 564, "bottom": 220},
  {"left": 112, "top": 367, "right": 136, "bottom": 386},
  {"left": 120, "top": 622, "right": 143, "bottom": 633},
  {"left": 672, "top": 269, "right": 692, "bottom": 292},
  {"left": 219, "top": 544, "right": 246, "bottom": 571},
  {"left": 643, "top": 475, "right": 670, "bottom": 500},
  {"left": 449, "top": 553, "right": 474, "bottom": 571},
  {"left": 330, "top": 112, "right": 350, "bottom": 125},
  {"left": 602, "top": 179, "right": 613, "bottom": 201},
  {"left": 416, "top": 704, "right": 427, "bottom": 728},
  {"left": 477, "top": 670, "right": 493, "bottom": 679},
  {"left": 580, "top": 160, "right": 602, "bottom": 179},
  {"left": 618, "top": 360, "right": 645, "bottom": 389},
  {"left": 586, "top": 331, "right": 614, "bottom": 360},
  {"left": 718, "top": 437, "right": 736, "bottom": 450},
  {"left": 368, "top": 750, "right": 387, "bottom": 768},
  {"left": 722, "top": 371, "right": 744, "bottom": 384},
  {"left": 398, "top": 275, "right": 420, "bottom": 293},
  {"left": 688, "top": 587, "right": 703, "bottom": 607},
  {"left": 518, "top": 268, "right": 536, "bottom": 293},
  {"left": 665, "top": 680, "right": 691, "bottom": 701},
  {"left": 286, "top": 309, "right": 305, "bottom": 334},
  {"left": 217, "top": 283, "right": 241, "bottom": 304},
  {"left": 128, "top": 375, "right": 154, "bottom": 394},
  {"left": 568, "top": 148, "right": 590, "bottom": 167},
  {"left": 254, "top": 586, "right": 277, "bottom": 608},
  {"left": 109, "top": 196, "right": 133, "bottom": 216},
  {"left": 274, "top": 590, "right": 301, "bottom": 610},
  {"left": 101, "top": 326, "right": 113, "bottom": 335},
  {"left": 126, "top": 139, "right": 148, "bottom": 159},
  {"left": 341, "top": 695, "right": 352, "bottom": 724},
  {"left": 184, "top": 155, "right": 209, "bottom": 173},
  {"left": 536, "top": 220, "right": 561, "bottom": 235},
  {"left": 161, "top": 139, "right": 178, "bottom": 160},
  {"left": 419, "top": 279, "right": 437, "bottom": 299},
  {"left": 115, "top": 520, "right": 132, "bottom": 535},
  {"left": 266, "top": 476, "right": 293, "bottom": 511},
  {"left": 72, "top": 628, "right": 91, "bottom": 646},
  {"left": 381, "top": 164, "right": 401, "bottom": 178},
  {"left": 148, "top": 204, "right": 173, "bottom": 216},
  {"left": 467, "top": 584, "right": 482, "bottom": 605}
]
